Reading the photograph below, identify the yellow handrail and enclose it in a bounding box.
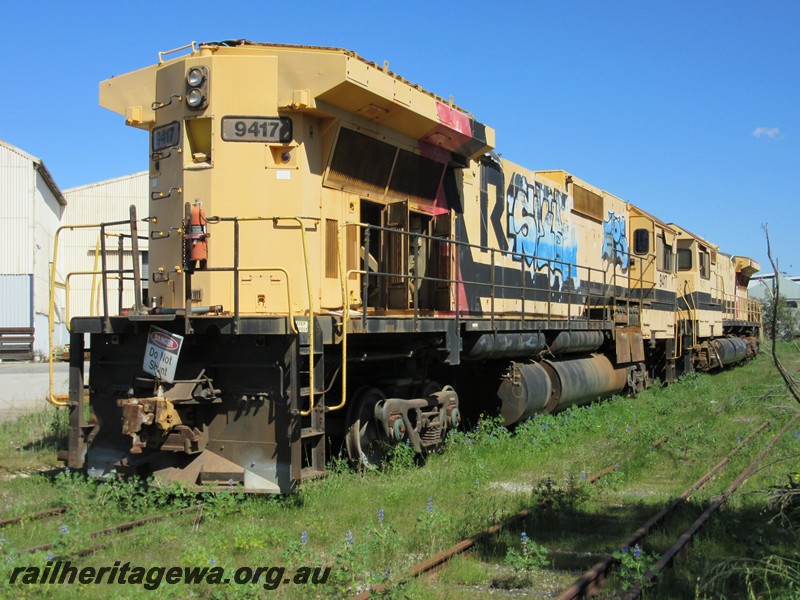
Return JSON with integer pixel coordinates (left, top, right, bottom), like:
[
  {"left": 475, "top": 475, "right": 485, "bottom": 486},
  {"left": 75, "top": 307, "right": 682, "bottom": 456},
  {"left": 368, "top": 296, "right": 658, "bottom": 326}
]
[
  {"left": 234, "top": 216, "right": 315, "bottom": 416},
  {"left": 65, "top": 271, "right": 121, "bottom": 332},
  {"left": 237, "top": 267, "right": 297, "bottom": 334},
  {"left": 48, "top": 223, "right": 112, "bottom": 407},
  {"left": 330, "top": 221, "right": 371, "bottom": 413}
]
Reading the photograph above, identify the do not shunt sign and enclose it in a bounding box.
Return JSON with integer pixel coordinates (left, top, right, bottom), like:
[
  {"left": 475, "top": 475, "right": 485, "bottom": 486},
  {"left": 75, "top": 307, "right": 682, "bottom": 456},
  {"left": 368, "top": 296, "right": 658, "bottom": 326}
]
[{"left": 143, "top": 326, "right": 184, "bottom": 383}]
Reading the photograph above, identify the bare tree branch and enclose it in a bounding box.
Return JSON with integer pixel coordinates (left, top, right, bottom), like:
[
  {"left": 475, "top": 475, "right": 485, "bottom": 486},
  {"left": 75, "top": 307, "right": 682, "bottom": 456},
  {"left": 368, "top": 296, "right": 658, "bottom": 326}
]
[{"left": 763, "top": 224, "right": 800, "bottom": 405}]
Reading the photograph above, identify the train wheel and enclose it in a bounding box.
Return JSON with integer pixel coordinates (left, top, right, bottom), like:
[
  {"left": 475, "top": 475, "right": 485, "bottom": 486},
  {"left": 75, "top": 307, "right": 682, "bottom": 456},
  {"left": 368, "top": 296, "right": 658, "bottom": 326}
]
[{"left": 345, "top": 387, "right": 388, "bottom": 469}]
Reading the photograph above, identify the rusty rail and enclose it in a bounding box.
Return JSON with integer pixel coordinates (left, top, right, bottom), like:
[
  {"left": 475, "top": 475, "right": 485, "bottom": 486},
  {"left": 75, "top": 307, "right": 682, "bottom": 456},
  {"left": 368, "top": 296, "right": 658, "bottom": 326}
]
[
  {"left": 22, "top": 504, "right": 204, "bottom": 556},
  {"left": 621, "top": 413, "right": 800, "bottom": 599},
  {"left": 557, "top": 420, "right": 771, "bottom": 600},
  {"left": 351, "top": 425, "right": 682, "bottom": 600},
  {"left": 0, "top": 507, "right": 67, "bottom": 529}
]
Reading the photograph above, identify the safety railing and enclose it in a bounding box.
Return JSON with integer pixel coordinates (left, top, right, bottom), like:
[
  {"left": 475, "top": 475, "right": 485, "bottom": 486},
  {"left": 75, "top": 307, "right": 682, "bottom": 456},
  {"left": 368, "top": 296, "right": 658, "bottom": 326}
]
[
  {"left": 48, "top": 206, "right": 146, "bottom": 406},
  {"left": 607, "top": 250, "right": 662, "bottom": 328},
  {"left": 333, "top": 221, "right": 619, "bottom": 414},
  {"left": 200, "top": 215, "right": 318, "bottom": 416},
  {"left": 338, "top": 222, "right": 612, "bottom": 327}
]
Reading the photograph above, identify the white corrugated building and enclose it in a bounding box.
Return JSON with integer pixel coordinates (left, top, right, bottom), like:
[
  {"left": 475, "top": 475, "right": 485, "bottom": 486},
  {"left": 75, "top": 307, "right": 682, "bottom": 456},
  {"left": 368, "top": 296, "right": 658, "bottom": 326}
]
[
  {"left": 62, "top": 171, "right": 149, "bottom": 321},
  {"left": 0, "top": 139, "right": 68, "bottom": 357}
]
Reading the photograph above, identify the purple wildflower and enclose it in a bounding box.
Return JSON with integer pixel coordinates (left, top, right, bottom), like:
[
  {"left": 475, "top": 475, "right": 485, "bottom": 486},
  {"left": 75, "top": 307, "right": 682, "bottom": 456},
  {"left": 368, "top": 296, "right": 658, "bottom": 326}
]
[
  {"left": 60, "top": 524, "right": 68, "bottom": 535},
  {"left": 378, "top": 509, "right": 385, "bottom": 524},
  {"left": 301, "top": 531, "right": 308, "bottom": 545},
  {"left": 427, "top": 497, "right": 433, "bottom": 514},
  {"left": 346, "top": 530, "right": 354, "bottom": 547},
  {"left": 580, "top": 471, "right": 587, "bottom": 480},
  {"left": 633, "top": 545, "right": 642, "bottom": 559}
]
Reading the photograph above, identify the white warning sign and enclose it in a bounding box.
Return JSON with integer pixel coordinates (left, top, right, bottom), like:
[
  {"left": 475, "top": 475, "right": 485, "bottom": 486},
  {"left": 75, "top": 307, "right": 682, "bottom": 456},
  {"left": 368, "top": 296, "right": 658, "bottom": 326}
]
[{"left": 143, "top": 326, "right": 184, "bottom": 383}]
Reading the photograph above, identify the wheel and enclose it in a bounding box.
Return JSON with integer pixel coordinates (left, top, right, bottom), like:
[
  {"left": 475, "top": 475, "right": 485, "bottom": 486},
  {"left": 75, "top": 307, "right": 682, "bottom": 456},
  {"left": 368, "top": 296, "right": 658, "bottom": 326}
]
[{"left": 345, "top": 387, "right": 388, "bottom": 469}]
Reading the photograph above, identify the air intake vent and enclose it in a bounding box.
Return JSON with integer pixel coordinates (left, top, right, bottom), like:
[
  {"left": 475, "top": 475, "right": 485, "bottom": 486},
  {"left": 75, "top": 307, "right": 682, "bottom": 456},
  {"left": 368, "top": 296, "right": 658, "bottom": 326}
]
[
  {"left": 572, "top": 184, "right": 603, "bottom": 221},
  {"left": 388, "top": 149, "right": 444, "bottom": 202},
  {"left": 328, "top": 128, "right": 395, "bottom": 197},
  {"left": 326, "top": 128, "right": 445, "bottom": 202}
]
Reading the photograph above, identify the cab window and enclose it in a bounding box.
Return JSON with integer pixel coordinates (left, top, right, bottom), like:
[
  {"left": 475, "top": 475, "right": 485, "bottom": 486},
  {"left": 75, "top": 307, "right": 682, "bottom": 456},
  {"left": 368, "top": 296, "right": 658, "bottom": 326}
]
[
  {"left": 699, "top": 247, "right": 710, "bottom": 279},
  {"left": 633, "top": 229, "right": 650, "bottom": 255},
  {"left": 657, "top": 234, "right": 674, "bottom": 272},
  {"left": 677, "top": 248, "right": 692, "bottom": 271}
]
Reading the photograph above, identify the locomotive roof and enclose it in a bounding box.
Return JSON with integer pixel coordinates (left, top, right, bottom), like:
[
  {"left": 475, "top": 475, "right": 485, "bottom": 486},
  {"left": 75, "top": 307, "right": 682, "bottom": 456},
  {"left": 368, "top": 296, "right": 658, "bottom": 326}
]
[{"left": 200, "top": 40, "right": 475, "bottom": 117}]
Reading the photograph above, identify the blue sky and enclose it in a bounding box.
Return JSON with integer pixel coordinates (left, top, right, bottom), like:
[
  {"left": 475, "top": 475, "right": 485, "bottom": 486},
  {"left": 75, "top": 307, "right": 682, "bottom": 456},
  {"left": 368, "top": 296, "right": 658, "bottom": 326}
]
[{"left": 1, "top": 1, "right": 797, "bottom": 275}]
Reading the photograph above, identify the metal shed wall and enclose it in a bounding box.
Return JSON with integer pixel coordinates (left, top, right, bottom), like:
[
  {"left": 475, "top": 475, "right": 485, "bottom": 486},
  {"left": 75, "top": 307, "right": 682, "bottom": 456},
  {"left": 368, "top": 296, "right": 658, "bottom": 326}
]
[
  {"left": 0, "top": 142, "right": 35, "bottom": 274},
  {"left": 63, "top": 172, "right": 149, "bottom": 318},
  {"left": 0, "top": 274, "right": 33, "bottom": 327}
]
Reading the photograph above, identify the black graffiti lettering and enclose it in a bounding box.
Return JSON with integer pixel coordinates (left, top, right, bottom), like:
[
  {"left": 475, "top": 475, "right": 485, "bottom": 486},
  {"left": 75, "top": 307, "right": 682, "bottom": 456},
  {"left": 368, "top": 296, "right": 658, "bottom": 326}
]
[{"left": 479, "top": 161, "right": 507, "bottom": 252}]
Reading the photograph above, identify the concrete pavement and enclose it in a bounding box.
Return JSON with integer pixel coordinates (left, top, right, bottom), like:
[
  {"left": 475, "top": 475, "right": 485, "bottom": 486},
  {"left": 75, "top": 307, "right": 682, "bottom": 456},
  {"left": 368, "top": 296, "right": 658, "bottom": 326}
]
[{"left": 0, "top": 361, "right": 72, "bottom": 422}]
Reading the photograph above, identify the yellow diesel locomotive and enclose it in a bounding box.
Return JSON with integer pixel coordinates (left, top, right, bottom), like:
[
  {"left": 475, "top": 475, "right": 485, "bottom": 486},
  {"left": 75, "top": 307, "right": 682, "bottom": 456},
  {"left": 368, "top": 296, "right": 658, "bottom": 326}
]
[{"left": 54, "top": 41, "right": 761, "bottom": 493}]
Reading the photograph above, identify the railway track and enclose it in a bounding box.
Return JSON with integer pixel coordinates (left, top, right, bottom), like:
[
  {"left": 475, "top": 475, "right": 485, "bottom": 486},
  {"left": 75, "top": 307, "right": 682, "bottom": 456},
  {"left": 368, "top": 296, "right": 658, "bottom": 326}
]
[
  {"left": 616, "top": 413, "right": 800, "bottom": 599},
  {"left": 21, "top": 505, "right": 205, "bottom": 558},
  {"left": 352, "top": 417, "right": 791, "bottom": 599},
  {"left": 1, "top": 501, "right": 205, "bottom": 559},
  {"left": 557, "top": 418, "right": 774, "bottom": 599},
  {"left": 0, "top": 506, "right": 66, "bottom": 528},
  {"left": 351, "top": 427, "right": 686, "bottom": 600}
]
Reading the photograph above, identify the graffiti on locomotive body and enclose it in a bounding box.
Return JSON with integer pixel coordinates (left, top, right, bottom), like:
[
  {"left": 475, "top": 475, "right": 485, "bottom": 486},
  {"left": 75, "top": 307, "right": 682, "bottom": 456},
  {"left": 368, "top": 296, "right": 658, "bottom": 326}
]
[
  {"left": 602, "top": 211, "right": 629, "bottom": 273},
  {"left": 506, "top": 173, "right": 579, "bottom": 289}
]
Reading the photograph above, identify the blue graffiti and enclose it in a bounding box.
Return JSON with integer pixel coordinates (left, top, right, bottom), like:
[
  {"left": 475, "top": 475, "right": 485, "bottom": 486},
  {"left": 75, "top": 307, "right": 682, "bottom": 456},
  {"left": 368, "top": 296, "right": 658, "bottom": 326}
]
[
  {"left": 506, "top": 174, "right": 579, "bottom": 289},
  {"left": 602, "top": 211, "right": 629, "bottom": 272}
]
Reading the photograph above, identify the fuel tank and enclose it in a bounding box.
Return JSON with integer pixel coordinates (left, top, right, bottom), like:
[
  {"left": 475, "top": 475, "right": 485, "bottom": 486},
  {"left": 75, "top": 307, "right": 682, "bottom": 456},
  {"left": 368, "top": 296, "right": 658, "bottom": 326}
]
[
  {"left": 711, "top": 336, "right": 748, "bottom": 366},
  {"left": 498, "top": 354, "right": 627, "bottom": 426}
]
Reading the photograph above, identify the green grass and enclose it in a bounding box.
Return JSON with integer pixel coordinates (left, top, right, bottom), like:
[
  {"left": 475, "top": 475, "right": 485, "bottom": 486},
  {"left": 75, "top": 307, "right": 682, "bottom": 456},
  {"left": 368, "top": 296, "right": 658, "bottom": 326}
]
[{"left": 0, "top": 344, "right": 798, "bottom": 598}]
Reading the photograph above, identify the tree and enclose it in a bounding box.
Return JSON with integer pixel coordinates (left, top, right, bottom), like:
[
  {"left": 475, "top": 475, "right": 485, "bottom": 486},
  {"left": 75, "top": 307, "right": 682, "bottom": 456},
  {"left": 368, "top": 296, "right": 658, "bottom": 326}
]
[{"left": 760, "top": 290, "right": 800, "bottom": 341}]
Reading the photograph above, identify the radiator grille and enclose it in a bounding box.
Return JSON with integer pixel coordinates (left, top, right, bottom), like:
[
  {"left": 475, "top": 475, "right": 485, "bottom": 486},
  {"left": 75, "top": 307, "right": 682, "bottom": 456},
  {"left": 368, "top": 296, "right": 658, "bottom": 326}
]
[
  {"left": 388, "top": 149, "right": 444, "bottom": 202},
  {"left": 328, "top": 128, "right": 395, "bottom": 197}
]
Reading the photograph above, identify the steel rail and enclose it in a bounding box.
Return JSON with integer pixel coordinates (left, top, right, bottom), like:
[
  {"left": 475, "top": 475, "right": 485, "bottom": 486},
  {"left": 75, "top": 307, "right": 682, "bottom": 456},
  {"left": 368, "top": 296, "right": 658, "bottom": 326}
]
[
  {"left": 350, "top": 426, "right": 682, "bottom": 600},
  {"left": 621, "top": 413, "right": 800, "bottom": 599},
  {"left": 21, "top": 504, "right": 204, "bottom": 556},
  {"left": 0, "top": 507, "right": 67, "bottom": 529},
  {"left": 557, "top": 419, "right": 771, "bottom": 600}
]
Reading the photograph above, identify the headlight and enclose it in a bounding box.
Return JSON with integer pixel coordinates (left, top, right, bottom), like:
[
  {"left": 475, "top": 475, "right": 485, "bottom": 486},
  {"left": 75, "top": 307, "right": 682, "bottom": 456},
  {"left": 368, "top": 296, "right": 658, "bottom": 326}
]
[
  {"left": 186, "top": 89, "right": 206, "bottom": 108},
  {"left": 187, "top": 68, "right": 205, "bottom": 87}
]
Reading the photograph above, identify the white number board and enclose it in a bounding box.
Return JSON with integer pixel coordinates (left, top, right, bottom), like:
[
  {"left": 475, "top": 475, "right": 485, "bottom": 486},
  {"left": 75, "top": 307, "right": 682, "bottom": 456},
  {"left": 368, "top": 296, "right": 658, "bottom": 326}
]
[{"left": 143, "top": 326, "right": 184, "bottom": 383}]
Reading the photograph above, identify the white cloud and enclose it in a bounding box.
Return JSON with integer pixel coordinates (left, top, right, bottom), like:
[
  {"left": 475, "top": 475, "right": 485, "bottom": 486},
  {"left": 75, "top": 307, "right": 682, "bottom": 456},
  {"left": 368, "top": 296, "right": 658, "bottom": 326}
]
[{"left": 752, "top": 127, "right": 782, "bottom": 139}]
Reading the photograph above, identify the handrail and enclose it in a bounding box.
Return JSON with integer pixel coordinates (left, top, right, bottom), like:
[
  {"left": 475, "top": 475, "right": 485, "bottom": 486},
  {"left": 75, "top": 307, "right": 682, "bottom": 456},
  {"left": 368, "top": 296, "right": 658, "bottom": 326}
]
[
  {"left": 64, "top": 271, "right": 122, "bottom": 332},
  {"left": 237, "top": 268, "right": 297, "bottom": 334},
  {"left": 330, "top": 220, "right": 620, "bottom": 413},
  {"left": 205, "top": 215, "right": 317, "bottom": 416},
  {"left": 48, "top": 220, "right": 133, "bottom": 407},
  {"left": 335, "top": 221, "right": 610, "bottom": 318},
  {"left": 683, "top": 281, "right": 699, "bottom": 348}
]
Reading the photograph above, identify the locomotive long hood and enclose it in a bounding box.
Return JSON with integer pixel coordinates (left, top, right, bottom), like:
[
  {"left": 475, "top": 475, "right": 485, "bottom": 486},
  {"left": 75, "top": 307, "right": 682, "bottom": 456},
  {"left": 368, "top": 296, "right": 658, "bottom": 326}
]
[{"left": 99, "top": 40, "right": 495, "bottom": 161}]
